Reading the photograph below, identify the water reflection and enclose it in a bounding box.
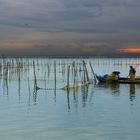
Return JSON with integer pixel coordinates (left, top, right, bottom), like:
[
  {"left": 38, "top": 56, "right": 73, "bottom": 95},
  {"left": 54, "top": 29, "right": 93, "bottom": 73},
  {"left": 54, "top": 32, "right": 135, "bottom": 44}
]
[
  {"left": 66, "top": 90, "right": 70, "bottom": 111},
  {"left": 66, "top": 84, "right": 93, "bottom": 111},
  {"left": 129, "top": 84, "right": 135, "bottom": 102},
  {"left": 96, "top": 82, "right": 137, "bottom": 104},
  {"left": 3, "top": 79, "right": 9, "bottom": 95},
  {"left": 28, "top": 77, "right": 31, "bottom": 112},
  {"left": 1, "top": 58, "right": 140, "bottom": 112},
  {"left": 109, "top": 83, "right": 120, "bottom": 96},
  {"left": 81, "top": 85, "right": 89, "bottom": 108},
  {"left": 33, "top": 87, "right": 38, "bottom": 105},
  {"left": 96, "top": 83, "right": 120, "bottom": 96}
]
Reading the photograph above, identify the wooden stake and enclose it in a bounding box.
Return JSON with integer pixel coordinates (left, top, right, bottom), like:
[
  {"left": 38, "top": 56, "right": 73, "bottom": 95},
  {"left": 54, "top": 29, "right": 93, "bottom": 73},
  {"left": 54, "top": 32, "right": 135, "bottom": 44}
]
[
  {"left": 89, "top": 61, "right": 98, "bottom": 83},
  {"left": 67, "top": 65, "right": 70, "bottom": 90}
]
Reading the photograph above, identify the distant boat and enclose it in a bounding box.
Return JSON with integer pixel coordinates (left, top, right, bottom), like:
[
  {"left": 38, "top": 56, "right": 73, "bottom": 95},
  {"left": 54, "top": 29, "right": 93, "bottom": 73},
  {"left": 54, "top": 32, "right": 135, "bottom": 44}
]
[{"left": 95, "top": 71, "right": 140, "bottom": 84}]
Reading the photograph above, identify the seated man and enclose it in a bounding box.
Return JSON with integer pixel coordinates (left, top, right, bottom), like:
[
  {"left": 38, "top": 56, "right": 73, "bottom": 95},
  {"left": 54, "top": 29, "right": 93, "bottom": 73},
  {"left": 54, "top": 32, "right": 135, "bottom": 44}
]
[
  {"left": 106, "top": 71, "right": 120, "bottom": 82},
  {"left": 129, "top": 66, "right": 136, "bottom": 82}
]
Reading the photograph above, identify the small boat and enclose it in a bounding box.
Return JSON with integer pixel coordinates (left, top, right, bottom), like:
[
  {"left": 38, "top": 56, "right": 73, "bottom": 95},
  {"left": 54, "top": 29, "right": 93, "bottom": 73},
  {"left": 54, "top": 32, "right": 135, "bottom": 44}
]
[
  {"left": 114, "top": 77, "right": 140, "bottom": 84},
  {"left": 95, "top": 71, "right": 140, "bottom": 84}
]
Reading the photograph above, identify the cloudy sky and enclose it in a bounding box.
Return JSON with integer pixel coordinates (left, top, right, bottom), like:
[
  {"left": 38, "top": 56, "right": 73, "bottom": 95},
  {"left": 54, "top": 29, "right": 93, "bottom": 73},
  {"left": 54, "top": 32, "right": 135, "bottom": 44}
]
[{"left": 0, "top": 0, "right": 140, "bottom": 56}]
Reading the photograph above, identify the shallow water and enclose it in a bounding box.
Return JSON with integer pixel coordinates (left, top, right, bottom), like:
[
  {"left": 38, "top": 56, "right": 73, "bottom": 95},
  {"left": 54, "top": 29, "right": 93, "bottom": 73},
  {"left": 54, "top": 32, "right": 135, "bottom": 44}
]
[{"left": 0, "top": 58, "right": 140, "bottom": 140}]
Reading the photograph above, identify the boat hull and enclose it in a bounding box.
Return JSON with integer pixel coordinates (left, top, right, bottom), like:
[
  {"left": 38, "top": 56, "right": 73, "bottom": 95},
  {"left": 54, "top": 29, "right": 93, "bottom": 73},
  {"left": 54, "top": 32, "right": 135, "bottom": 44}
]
[{"left": 96, "top": 75, "right": 140, "bottom": 84}]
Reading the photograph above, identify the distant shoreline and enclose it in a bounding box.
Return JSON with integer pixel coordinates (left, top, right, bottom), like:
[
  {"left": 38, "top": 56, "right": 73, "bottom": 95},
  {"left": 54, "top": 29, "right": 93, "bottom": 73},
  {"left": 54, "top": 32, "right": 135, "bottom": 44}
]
[{"left": 1, "top": 54, "right": 140, "bottom": 59}]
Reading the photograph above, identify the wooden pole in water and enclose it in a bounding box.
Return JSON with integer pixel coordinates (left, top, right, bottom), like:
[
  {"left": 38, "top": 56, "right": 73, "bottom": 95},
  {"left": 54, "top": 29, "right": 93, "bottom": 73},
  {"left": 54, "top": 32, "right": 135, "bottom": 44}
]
[
  {"left": 54, "top": 61, "right": 56, "bottom": 90},
  {"left": 73, "top": 61, "right": 78, "bottom": 91},
  {"left": 73, "top": 61, "right": 76, "bottom": 87},
  {"left": 5, "top": 62, "right": 9, "bottom": 81},
  {"left": 67, "top": 65, "right": 70, "bottom": 90},
  {"left": 83, "top": 60, "right": 89, "bottom": 82},
  {"left": 82, "top": 62, "right": 86, "bottom": 84},
  {"left": 33, "top": 61, "right": 37, "bottom": 87},
  {"left": 54, "top": 61, "right": 57, "bottom": 100},
  {"left": 18, "top": 61, "right": 21, "bottom": 97},
  {"left": 33, "top": 61, "right": 40, "bottom": 91},
  {"left": 89, "top": 61, "right": 97, "bottom": 83},
  {"left": 47, "top": 63, "right": 50, "bottom": 77}
]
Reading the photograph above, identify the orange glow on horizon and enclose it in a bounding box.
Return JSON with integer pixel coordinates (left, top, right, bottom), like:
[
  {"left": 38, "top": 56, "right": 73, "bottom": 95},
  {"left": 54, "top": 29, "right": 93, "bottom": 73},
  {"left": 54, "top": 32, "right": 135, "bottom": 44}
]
[{"left": 118, "top": 46, "right": 140, "bottom": 53}]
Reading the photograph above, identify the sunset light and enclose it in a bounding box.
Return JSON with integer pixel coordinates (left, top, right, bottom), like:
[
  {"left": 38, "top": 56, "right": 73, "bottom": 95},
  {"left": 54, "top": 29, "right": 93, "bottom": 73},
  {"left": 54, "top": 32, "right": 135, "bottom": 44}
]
[{"left": 118, "top": 47, "right": 140, "bottom": 53}]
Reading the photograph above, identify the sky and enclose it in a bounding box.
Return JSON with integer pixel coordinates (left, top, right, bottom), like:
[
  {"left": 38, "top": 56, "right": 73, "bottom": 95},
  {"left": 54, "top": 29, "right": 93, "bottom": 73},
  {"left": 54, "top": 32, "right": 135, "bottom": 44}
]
[{"left": 0, "top": 0, "right": 140, "bottom": 57}]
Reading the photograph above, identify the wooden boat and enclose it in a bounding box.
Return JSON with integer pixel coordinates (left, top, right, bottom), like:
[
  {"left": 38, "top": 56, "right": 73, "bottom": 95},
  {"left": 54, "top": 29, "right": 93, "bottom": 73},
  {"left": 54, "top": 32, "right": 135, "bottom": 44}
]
[
  {"left": 114, "top": 77, "right": 140, "bottom": 84},
  {"left": 95, "top": 71, "right": 140, "bottom": 84}
]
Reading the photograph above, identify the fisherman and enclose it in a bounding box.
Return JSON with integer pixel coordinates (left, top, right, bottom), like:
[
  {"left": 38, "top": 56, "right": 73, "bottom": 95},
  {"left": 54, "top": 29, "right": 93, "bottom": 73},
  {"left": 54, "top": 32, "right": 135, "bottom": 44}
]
[
  {"left": 106, "top": 71, "right": 120, "bottom": 82},
  {"left": 129, "top": 66, "right": 136, "bottom": 82}
]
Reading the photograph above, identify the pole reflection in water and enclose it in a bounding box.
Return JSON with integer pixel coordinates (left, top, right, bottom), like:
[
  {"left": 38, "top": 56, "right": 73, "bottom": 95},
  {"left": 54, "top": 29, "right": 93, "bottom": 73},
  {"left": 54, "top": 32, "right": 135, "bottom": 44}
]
[
  {"left": 109, "top": 83, "right": 120, "bottom": 96},
  {"left": 28, "top": 77, "right": 31, "bottom": 112},
  {"left": 81, "top": 84, "right": 89, "bottom": 108},
  {"left": 3, "top": 79, "right": 9, "bottom": 96},
  {"left": 33, "top": 87, "right": 38, "bottom": 105},
  {"left": 96, "top": 83, "right": 120, "bottom": 97},
  {"left": 54, "top": 61, "right": 57, "bottom": 102},
  {"left": 66, "top": 84, "right": 93, "bottom": 111},
  {"left": 129, "top": 84, "right": 135, "bottom": 102},
  {"left": 18, "top": 66, "right": 21, "bottom": 102},
  {"left": 66, "top": 89, "right": 70, "bottom": 111},
  {"left": 1, "top": 58, "right": 140, "bottom": 110}
]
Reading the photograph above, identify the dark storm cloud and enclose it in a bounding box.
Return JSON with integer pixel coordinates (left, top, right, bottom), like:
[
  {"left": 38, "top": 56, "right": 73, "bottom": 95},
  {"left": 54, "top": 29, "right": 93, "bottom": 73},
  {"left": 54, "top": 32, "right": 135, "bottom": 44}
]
[{"left": 0, "top": 0, "right": 140, "bottom": 31}]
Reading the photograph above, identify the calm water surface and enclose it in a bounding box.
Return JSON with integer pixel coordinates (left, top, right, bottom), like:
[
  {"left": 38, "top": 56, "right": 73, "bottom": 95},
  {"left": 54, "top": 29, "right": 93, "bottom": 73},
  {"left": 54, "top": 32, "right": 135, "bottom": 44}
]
[{"left": 0, "top": 58, "right": 140, "bottom": 140}]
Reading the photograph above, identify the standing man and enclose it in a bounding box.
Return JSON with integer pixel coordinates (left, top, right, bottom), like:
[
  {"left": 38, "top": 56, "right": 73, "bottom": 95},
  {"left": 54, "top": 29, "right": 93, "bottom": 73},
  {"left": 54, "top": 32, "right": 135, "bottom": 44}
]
[{"left": 129, "top": 66, "right": 136, "bottom": 81}]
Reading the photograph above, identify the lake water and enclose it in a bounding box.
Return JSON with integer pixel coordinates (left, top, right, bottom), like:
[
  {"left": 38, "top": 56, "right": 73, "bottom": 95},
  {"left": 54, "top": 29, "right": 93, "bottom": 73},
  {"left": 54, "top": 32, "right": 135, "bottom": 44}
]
[{"left": 0, "top": 57, "right": 140, "bottom": 140}]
